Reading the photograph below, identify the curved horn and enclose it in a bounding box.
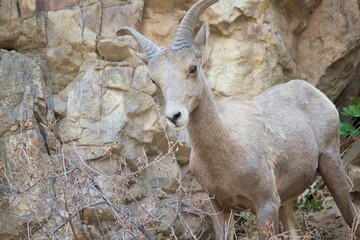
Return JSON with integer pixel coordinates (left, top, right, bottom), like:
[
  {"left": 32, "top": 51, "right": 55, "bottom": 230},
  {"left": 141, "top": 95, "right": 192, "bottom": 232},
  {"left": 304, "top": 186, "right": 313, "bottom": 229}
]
[
  {"left": 116, "top": 27, "right": 161, "bottom": 59},
  {"left": 172, "top": 0, "right": 218, "bottom": 51}
]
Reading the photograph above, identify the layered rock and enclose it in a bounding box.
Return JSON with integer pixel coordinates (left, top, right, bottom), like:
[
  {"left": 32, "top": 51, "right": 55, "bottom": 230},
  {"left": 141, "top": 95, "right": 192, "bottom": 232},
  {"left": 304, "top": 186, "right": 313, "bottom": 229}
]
[{"left": 0, "top": 0, "right": 360, "bottom": 239}]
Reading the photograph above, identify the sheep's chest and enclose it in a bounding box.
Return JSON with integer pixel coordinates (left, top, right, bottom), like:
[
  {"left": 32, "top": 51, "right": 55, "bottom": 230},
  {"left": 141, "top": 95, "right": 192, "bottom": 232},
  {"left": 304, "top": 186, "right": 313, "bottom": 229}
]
[{"left": 190, "top": 158, "right": 254, "bottom": 211}]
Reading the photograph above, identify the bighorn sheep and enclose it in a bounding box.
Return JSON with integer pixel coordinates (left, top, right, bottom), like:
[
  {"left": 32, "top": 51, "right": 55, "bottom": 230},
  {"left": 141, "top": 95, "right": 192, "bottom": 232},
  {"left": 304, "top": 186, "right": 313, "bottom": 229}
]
[{"left": 117, "top": 0, "right": 360, "bottom": 239}]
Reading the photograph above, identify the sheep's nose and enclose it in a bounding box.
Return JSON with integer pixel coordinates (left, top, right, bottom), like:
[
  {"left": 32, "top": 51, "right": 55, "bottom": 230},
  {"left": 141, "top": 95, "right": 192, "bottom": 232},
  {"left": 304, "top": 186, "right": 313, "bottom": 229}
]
[
  {"left": 166, "top": 111, "right": 181, "bottom": 125},
  {"left": 165, "top": 107, "right": 189, "bottom": 129}
]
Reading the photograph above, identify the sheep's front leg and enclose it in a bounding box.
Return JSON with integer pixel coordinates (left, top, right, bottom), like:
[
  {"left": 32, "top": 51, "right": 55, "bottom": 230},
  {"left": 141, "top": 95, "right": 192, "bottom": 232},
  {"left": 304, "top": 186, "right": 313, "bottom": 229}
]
[
  {"left": 279, "top": 201, "right": 300, "bottom": 239},
  {"left": 210, "top": 199, "right": 235, "bottom": 240},
  {"left": 256, "top": 200, "right": 281, "bottom": 240}
]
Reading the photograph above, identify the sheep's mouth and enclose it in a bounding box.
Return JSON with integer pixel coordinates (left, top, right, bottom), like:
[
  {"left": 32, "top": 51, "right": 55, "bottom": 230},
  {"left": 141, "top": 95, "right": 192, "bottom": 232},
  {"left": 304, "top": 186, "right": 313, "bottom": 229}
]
[{"left": 166, "top": 118, "right": 188, "bottom": 131}]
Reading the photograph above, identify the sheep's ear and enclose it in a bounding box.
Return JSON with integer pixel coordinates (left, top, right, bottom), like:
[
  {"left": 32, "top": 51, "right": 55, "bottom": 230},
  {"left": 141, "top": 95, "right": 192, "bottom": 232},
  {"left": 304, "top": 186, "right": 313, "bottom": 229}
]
[
  {"left": 129, "top": 49, "right": 149, "bottom": 64},
  {"left": 193, "top": 21, "right": 209, "bottom": 54}
]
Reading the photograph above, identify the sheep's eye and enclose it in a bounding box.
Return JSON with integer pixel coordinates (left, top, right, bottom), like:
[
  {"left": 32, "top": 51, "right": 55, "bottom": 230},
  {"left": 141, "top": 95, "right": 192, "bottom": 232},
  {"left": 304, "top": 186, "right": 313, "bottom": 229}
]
[
  {"left": 151, "top": 79, "right": 156, "bottom": 85},
  {"left": 189, "top": 65, "right": 197, "bottom": 74}
]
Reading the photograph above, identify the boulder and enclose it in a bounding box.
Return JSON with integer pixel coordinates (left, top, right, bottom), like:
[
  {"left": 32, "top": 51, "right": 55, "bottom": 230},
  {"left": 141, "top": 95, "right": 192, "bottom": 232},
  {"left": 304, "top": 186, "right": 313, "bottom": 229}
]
[
  {"left": 46, "top": 8, "right": 97, "bottom": 93},
  {"left": 296, "top": 0, "right": 360, "bottom": 100},
  {"left": 0, "top": 51, "right": 53, "bottom": 237},
  {"left": 0, "top": 1, "right": 46, "bottom": 51},
  {"left": 57, "top": 59, "right": 130, "bottom": 161}
]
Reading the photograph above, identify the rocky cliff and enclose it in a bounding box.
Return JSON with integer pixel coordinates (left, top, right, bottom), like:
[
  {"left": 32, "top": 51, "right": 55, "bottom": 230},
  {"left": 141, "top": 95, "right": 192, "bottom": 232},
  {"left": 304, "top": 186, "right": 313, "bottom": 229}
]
[{"left": 0, "top": 0, "right": 360, "bottom": 239}]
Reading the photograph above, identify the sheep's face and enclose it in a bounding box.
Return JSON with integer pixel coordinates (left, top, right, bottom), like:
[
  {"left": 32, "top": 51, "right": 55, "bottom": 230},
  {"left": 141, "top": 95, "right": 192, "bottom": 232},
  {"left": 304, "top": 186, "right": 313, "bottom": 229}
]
[
  {"left": 118, "top": 21, "right": 209, "bottom": 130},
  {"left": 148, "top": 47, "right": 205, "bottom": 130}
]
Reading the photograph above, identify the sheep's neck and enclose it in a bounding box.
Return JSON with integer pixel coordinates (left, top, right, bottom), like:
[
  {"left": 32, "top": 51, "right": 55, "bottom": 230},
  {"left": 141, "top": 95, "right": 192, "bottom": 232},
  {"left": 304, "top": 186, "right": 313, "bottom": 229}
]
[{"left": 188, "top": 81, "right": 233, "bottom": 166}]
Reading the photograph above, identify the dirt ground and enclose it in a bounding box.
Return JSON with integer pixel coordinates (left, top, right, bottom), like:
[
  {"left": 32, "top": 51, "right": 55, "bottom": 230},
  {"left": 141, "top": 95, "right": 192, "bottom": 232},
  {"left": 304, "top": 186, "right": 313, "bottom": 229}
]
[
  {"left": 303, "top": 199, "right": 354, "bottom": 240},
  {"left": 236, "top": 196, "right": 357, "bottom": 239}
]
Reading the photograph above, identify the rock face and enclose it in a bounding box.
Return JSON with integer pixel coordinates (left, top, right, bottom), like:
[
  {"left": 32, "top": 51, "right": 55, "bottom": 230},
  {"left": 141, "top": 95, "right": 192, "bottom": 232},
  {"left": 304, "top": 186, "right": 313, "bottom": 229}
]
[{"left": 0, "top": 0, "right": 360, "bottom": 239}]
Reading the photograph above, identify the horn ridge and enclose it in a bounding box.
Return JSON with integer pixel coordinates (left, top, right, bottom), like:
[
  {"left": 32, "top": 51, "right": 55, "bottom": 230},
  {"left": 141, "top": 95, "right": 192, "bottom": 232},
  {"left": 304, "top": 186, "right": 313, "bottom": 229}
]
[
  {"left": 116, "top": 27, "right": 161, "bottom": 59},
  {"left": 172, "top": 0, "right": 218, "bottom": 51}
]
